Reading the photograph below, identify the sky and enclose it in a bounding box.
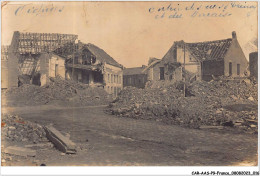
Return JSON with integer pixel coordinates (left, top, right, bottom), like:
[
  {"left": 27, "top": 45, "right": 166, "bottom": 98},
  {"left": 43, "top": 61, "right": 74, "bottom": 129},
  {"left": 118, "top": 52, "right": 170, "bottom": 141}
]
[{"left": 1, "top": 1, "right": 258, "bottom": 68}]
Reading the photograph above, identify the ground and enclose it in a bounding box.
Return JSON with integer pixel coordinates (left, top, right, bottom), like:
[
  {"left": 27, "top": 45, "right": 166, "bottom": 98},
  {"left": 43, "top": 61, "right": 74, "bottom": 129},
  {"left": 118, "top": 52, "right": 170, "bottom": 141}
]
[{"left": 2, "top": 105, "right": 258, "bottom": 166}]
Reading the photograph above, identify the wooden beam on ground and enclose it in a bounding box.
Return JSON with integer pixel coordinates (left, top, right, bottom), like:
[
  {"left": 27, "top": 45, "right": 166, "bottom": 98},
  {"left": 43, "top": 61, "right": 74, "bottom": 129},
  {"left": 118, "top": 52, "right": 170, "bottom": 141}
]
[
  {"left": 43, "top": 125, "right": 76, "bottom": 154},
  {"left": 4, "top": 146, "right": 36, "bottom": 157}
]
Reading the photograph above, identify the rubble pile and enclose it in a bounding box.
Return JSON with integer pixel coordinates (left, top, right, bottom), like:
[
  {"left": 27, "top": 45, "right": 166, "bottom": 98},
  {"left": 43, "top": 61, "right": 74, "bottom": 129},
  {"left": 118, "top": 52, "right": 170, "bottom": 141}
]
[
  {"left": 189, "top": 79, "right": 258, "bottom": 104},
  {"left": 4, "top": 77, "right": 111, "bottom": 107},
  {"left": 1, "top": 114, "right": 47, "bottom": 144},
  {"left": 1, "top": 114, "right": 55, "bottom": 165},
  {"left": 107, "top": 80, "right": 258, "bottom": 133}
]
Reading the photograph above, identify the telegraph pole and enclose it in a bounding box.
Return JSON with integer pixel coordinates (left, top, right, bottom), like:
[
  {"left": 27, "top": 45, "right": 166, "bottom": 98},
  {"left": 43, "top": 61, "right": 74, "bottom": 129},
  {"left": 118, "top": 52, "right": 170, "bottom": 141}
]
[
  {"left": 183, "top": 43, "right": 186, "bottom": 97},
  {"left": 72, "top": 45, "right": 75, "bottom": 82}
]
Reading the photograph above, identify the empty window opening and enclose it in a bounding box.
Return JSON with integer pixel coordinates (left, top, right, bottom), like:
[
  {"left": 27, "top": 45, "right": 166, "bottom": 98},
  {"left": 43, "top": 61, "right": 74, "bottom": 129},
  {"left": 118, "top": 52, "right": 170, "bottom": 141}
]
[
  {"left": 160, "top": 67, "right": 165, "bottom": 80},
  {"left": 237, "top": 64, "right": 240, "bottom": 75},
  {"left": 229, "top": 62, "right": 232, "bottom": 76}
]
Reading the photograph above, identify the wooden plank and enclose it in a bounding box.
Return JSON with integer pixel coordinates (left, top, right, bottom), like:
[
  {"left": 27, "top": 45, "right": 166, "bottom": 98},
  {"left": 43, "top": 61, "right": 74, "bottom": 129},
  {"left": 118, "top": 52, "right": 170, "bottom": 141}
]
[
  {"left": 4, "top": 146, "right": 36, "bottom": 157},
  {"left": 44, "top": 125, "right": 76, "bottom": 154}
]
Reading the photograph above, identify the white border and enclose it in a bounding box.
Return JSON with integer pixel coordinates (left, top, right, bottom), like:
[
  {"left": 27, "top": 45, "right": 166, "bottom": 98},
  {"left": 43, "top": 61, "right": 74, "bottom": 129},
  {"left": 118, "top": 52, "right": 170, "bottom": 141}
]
[
  {"left": 1, "top": 166, "right": 260, "bottom": 175},
  {"left": 0, "top": 0, "right": 259, "bottom": 175}
]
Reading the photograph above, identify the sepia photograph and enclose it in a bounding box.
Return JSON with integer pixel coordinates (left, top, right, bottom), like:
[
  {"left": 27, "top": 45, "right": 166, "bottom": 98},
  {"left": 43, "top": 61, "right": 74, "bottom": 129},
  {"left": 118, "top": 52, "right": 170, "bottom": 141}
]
[{"left": 0, "top": 0, "right": 258, "bottom": 172}]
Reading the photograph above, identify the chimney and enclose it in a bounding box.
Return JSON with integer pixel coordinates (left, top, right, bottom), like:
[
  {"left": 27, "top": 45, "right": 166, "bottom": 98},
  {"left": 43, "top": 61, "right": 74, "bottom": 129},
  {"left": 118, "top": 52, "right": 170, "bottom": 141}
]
[{"left": 232, "top": 31, "right": 237, "bottom": 39}]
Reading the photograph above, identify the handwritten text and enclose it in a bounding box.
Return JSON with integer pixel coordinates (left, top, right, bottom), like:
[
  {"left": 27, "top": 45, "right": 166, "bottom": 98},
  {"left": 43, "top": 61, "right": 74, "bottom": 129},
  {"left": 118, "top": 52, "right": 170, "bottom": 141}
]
[
  {"left": 15, "top": 4, "right": 64, "bottom": 16},
  {"left": 148, "top": 2, "right": 256, "bottom": 19}
]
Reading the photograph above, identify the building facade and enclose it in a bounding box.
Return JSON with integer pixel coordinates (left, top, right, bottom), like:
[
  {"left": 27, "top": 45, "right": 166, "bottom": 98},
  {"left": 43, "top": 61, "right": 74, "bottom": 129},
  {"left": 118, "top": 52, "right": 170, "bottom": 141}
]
[
  {"left": 142, "top": 58, "right": 162, "bottom": 81},
  {"left": 104, "top": 63, "right": 123, "bottom": 96}
]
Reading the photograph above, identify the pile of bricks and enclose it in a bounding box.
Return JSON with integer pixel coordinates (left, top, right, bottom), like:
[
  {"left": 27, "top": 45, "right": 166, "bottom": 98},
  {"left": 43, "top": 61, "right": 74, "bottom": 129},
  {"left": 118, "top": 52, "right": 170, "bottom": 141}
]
[
  {"left": 107, "top": 80, "right": 258, "bottom": 133},
  {"left": 1, "top": 114, "right": 47, "bottom": 144},
  {"left": 4, "top": 77, "right": 112, "bottom": 107},
  {"left": 1, "top": 114, "right": 77, "bottom": 165}
]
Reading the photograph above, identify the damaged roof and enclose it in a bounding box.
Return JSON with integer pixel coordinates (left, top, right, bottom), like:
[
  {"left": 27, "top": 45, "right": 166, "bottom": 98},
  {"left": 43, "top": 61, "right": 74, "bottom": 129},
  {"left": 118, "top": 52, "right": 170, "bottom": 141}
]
[
  {"left": 174, "top": 38, "right": 233, "bottom": 62},
  {"left": 123, "top": 67, "right": 146, "bottom": 75},
  {"left": 12, "top": 31, "right": 78, "bottom": 54},
  {"left": 85, "top": 43, "right": 122, "bottom": 68},
  {"left": 186, "top": 39, "right": 232, "bottom": 61}
]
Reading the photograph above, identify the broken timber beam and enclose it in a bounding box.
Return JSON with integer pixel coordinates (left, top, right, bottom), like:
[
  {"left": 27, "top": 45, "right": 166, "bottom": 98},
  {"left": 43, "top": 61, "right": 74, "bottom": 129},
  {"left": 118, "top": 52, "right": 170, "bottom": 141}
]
[
  {"left": 43, "top": 125, "right": 76, "bottom": 154},
  {"left": 4, "top": 146, "right": 36, "bottom": 157}
]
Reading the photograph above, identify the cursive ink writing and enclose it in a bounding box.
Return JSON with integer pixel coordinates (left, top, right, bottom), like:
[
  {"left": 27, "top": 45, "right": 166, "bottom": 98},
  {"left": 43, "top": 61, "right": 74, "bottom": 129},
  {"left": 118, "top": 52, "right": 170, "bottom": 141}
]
[
  {"left": 15, "top": 4, "right": 64, "bottom": 16},
  {"left": 148, "top": 2, "right": 256, "bottom": 19}
]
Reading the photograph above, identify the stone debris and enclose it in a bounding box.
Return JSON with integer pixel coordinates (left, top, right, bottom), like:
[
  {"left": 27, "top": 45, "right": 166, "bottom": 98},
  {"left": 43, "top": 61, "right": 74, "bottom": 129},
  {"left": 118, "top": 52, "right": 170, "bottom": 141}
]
[
  {"left": 1, "top": 114, "right": 55, "bottom": 165},
  {"left": 1, "top": 114, "right": 78, "bottom": 165},
  {"left": 44, "top": 125, "right": 77, "bottom": 154},
  {"left": 3, "top": 76, "right": 111, "bottom": 107},
  {"left": 1, "top": 114, "right": 47, "bottom": 144},
  {"left": 107, "top": 79, "right": 257, "bottom": 133}
]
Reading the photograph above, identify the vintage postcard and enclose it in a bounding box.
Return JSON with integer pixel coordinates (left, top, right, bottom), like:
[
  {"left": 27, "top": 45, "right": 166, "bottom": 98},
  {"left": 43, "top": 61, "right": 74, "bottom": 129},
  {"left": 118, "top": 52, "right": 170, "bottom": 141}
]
[{"left": 1, "top": 0, "right": 258, "bottom": 172}]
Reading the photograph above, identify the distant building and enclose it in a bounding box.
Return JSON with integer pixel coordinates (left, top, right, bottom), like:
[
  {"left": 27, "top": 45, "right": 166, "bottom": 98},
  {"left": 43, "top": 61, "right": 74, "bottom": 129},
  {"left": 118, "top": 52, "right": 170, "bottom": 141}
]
[
  {"left": 154, "top": 31, "right": 249, "bottom": 81},
  {"left": 142, "top": 58, "right": 162, "bottom": 81},
  {"left": 123, "top": 65, "right": 147, "bottom": 88},
  {"left": 143, "top": 57, "right": 182, "bottom": 84},
  {"left": 249, "top": 52, "right": 258, "bottom": 81}
]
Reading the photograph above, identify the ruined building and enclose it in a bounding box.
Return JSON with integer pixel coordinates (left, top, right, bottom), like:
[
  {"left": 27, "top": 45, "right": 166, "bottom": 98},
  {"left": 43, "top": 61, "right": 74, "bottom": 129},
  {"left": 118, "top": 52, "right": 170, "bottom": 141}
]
[
  {"left": 145, "top": 31, "right": 248, "bottom": 82},
  {"left": 4, "top": 31, "right": 78, "bottom": 88},
  {"left": 54, "top": 41, "right": 123, "bottom": 96},
  {"left": 3, "top": 31, "right": 123, "bottom": 96}
]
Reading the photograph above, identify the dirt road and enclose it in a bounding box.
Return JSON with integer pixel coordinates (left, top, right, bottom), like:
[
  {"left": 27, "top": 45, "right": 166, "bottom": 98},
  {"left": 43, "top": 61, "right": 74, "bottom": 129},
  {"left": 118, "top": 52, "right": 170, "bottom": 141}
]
[{"left": 3, "top": 105, "right": 258, "bottom": 166}]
